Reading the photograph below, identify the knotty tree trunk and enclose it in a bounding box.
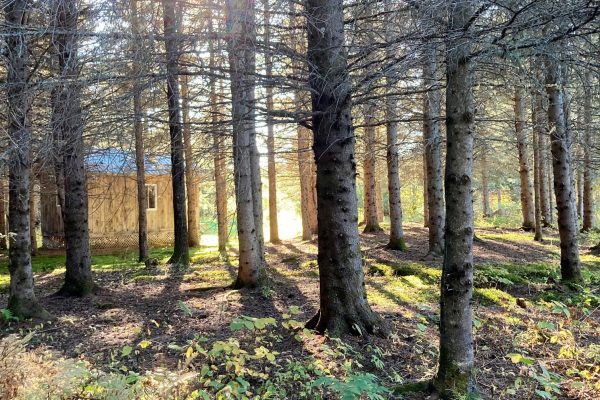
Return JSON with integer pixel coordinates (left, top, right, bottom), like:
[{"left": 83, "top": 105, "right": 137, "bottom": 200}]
[
  {"left": 227, "top": 0, "right": 263, "bottom": 287},
  {"left": 53, "top": 0, "right": 95, "bottom": 296},
  {"left": 209, "top": 16, "right": 228, "bottom": 253},
  {"left": 162, "top": 0, "right": 189, "bottom": 267},
  {"left": 532, "top": 91, "right": 545, "bottom": 242},
  {"left": 5, "top": 0, "right": 49, "bottom": 318},
  {"left": 129, "top": 0, "right": 149, "bottom": 264},
  {"left": 305, "top": 0, "right": 384, "bottom": 336},
  {"left": 434, "top": 1, "right": 476, "bottom": 395},
  {"left": 180, "top": 74, "right": 201, "bottom": 247},
  {"left": 263, "top": 0, "right": 279, "bottom": 243},
  {"left": 533, "top": 84, "right": 553, "bottom": 227},
  {"left": 582, "top": 72, "right": 594, "bottom": 231},
  {"left": 544, "top": 57, "right": 582, "bottom": 283},
  {"left": 423, "top": 46, "right": 445, "bottom": 256},
  {"left": 385, "top": 113, "right": 405, "bottom": 249},
  {"left": 362, "top": 107, "right": 382, "bottom": 233},
  {"left": 384, "top": 8, "right": 406, "bottom": 250},
  {"left": 515, "top": 86, "right": 535, "bottom": 231}
]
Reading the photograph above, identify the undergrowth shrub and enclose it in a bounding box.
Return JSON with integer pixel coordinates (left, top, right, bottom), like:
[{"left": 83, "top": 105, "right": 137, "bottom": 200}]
[{"left": 0, "top": 309, "right": 392, "bottom": 400}]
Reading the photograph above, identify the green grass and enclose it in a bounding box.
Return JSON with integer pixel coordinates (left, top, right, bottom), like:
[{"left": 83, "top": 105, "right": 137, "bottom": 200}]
[{"left": 0, "top": 246, "right": 228, "bottom": 292}]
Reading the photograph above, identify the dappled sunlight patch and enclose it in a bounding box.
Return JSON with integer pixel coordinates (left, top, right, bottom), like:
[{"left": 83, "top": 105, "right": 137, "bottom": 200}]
[
  {"left": 183, "top": 268, "right": 232, "bottom": 285},
  {"left": 478, "top": 231, "right": 537, "bottom": 243},
  {"left": 367, "top": 276, "right": 437, "bottom": 309},
  {"left": 474, "top": 287, "right": 516, "bottom": 306},
  {"left": 366, "top": 259, "right": 441, "bottom": 284},
  {"left": 475, "top": 261, "right": 560, "bottom": 288}
]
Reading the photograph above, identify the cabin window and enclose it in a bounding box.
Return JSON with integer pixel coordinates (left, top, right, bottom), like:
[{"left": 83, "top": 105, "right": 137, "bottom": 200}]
[{"left": 146, "top": 184, "right": 157, "bottom": 210}]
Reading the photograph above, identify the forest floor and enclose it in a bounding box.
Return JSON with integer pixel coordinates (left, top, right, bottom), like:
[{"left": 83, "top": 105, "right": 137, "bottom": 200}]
[{"left": 1, "top": 224, "right": 599, "bottom": 400}]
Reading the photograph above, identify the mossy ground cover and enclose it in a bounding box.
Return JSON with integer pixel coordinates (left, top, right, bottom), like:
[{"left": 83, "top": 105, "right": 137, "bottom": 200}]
[{"left": 1, "top": 226, "right": 599, "bottom": 399}]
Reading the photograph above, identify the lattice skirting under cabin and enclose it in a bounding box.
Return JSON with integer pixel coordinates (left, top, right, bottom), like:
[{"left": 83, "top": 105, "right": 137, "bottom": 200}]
[{"left": 42, "top": 231, "right": 174, "bottom": 250}]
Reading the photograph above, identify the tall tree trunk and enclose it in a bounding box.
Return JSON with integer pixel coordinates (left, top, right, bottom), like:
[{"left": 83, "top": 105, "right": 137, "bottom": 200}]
[
  {"left": 532, "top": 91, "right": 545, "bottom": 242},
  {"left": 534, "top": 87, "right": 553, "bottom": 227},
  {"left": 129, "top": 0, "right": 149, "bottom": 264},
  {"left": 162, "top": 0, "right": 189, "bottom": 267},
  {"left": 545, "top": 140, "right": 555, "bottom": 225},
  {"left": 305, "top": 0, "right": 384, "bottom": 336},
  {"left": 263, "top": 0, "right": 279, "bottom": 243},
  {"left": 544, "top": 57, "right": 582, "bottom": 283},
  {"left": 5, "top": 0, "right": 49, "bottom": 318},
  {"left": 53, "top": 0, "right": 95, "bottom": 296},
  {"left": 29, "top": 179, "right": 37, "bottom": 256},
  {"left": 423, "top": 151, "right": 429, "bottom": 227},
  {"left": 291, "top": 0, "right": 317, "bottom": 240},
  {"left": 375, "top": 177, "right": 384, "bottom": 223},
  {"left": 434, "top": 1, "right": 476, "bottom": 395},
  {"left": 0, "top": 179, "right": 6, "bottom": 250},
  {"left": 180, "top": 74, "right": 201, "bottom": 247},
  {"left": 298, "top": 120, "right": 318, "bottom": 240},
  {"left": 422, "top": 46, "right": 445, "bottom": 256},
  {"left": 385, "top": 115, "right": 405, "bottom": 249},
  {"left": 576, "top": 155, "right": 584, "bottom": 220},
  {"left": 515, "top": 86, "right": 535, "bottom": 231},
  {"left": 481, "top": 147, "right": 492, "bottom": 218},
  {"left": 363, "top": 107, "right": 382, "bottom": 233},
  {"left": 227, "top": 0, "right": 264, "bottom": 287},
  {"left": 582, "top": 72, "right": 594, "bottom": 231},
  {"left": 209, "top": 16, "right": 228, "bottom": 253},
  {"left": 384, "top": 7, "right": 406, "bottom": 250}
]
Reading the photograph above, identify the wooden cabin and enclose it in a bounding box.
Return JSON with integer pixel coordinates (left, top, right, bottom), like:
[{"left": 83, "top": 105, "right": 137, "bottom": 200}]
[{"left": 41, "top": 149, "right": 177, "bottom": 249}]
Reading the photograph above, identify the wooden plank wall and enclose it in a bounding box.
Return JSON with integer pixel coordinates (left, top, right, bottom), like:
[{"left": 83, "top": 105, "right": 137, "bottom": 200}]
[{"left": 41, "top": 173, "right": 175, "bottom": 248}]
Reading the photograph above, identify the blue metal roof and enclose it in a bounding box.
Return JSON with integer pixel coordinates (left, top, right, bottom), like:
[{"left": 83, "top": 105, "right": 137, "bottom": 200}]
[{"left": 86, "top": 148, "right": 171, "bottom": 175}]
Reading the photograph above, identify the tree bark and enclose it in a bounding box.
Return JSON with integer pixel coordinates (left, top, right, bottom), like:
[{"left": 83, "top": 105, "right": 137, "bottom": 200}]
[
  {"left": 375, "top": 177, "right": 384, "bottom": 223},
  {"left": 422, "top": 46, "right": 445, "bottom": 256},
  {"left": 423, "top": 151, "right": 429, "bottom": 227},
  {"left": 545, "top": 138, "right": 555, "bottom": 225},
  {"left": 544, "top": 57, "right": 582, "bottom": 283},
  {"left": 582, "top": 72, "right": 594, "bottom": 231},
  {"left": 385, "top": 115, "right": 405, "bottom": 249},
  {"left": 29, "top": 179, "right": 37, "bottom": 256},
  {"left": 384, "top": 8, "right": 406, "bottom": 250},
  {"left": 53, "top": 0, "right": 95, "bottom": 296},
  {"left": 209, "top": 16, "right": 228, "bottom": 253},
  {"left": 533, "top": 86, "right": 553, "bottom": 227},
  {"left": 180, "top": 74, "right": 201, "bottom": 247},
  {"left": 514, "top": 86, "right": 536, "bottom": 231},
  {"left": 0, "top": 179, "right": 6, "bottom": 250},
  {"left": 162, "top": 0, "right": 189, "bottom": 267},
  {"left": 305, "top": 0, "right": 384, "bottom": 336},
  {"left": 362, "top": 106, "right": 382, "bottom": 233},
  {"left": 263, "top": 0, "right": 279, "bottom": 243},
  {"left": 227, "top": 0, "right": 264, "bottom": 287},
  {"left": 297, "top": 99, "right": 318, "bottom": 240},
  {"left": 576, "top": 150, "right": 584, "bottom": 219},
  {"left": 434, "top": 1, "right": 476, "bottom": 395},
  {"left": 532, "top": 91, "right": 545, "bottom": 242},
  {"left": 129, "top": 0, "right": 149, "bottom": 264},
  {"left": 5, "top": 0, "right": 49, "bottom": 318},
  {"left": 481, "top": 146, "right": 492, "bottom": 218}
]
